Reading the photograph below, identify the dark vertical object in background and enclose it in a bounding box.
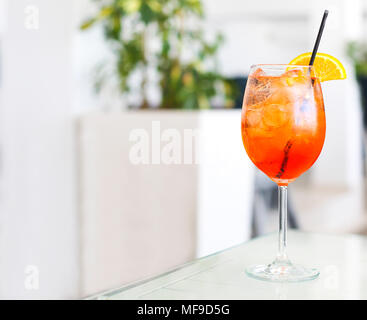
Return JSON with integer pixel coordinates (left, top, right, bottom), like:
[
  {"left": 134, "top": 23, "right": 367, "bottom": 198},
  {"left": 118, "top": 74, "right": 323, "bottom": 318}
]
[
  {"left": 357, "top": 76, "right": 367, "bottom": 129},
  {"left": 356, "top": 76, "right": 367, "bottom": 175},
  {"left": 227, "top": 77, "right": 248, "bottom": 109},
  {"left": 251, "top": 172, "right": 299, "bottom": 238}
]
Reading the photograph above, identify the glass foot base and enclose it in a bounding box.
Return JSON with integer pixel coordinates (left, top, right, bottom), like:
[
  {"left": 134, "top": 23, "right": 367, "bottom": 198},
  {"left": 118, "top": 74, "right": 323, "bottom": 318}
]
[{"left": 246, "top": 260, "right": 319, "bottom": 283}]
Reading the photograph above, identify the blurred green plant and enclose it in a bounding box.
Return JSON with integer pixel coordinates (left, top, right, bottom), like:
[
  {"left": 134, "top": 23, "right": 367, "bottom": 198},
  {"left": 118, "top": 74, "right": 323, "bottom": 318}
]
[
  {"left": 347, "top": 41, "right": 367, "bottom": 77},
  {"left": 81, "top": 0, "right": 237, "bottom": 109}
]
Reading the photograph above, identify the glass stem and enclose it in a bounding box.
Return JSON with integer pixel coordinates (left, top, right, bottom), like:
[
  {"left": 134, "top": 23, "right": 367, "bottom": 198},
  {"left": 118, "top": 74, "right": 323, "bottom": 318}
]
[{"left": 277, "top": 185, "right": 289, "bottom": 262}]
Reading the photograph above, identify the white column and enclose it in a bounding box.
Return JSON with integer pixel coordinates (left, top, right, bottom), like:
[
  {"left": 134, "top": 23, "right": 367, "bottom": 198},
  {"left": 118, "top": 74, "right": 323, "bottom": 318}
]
[{"left": 0, "top": 0, "right": 79, "bottom": 298}]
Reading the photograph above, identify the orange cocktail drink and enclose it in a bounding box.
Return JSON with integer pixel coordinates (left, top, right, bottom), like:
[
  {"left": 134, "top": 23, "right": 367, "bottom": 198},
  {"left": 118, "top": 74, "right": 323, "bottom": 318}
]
[
  {"left": 241, "top": 11, "right": 346, "bottom": 283},
  {"left": 241, "top": 65, "right": 326, "bottom": 186}
]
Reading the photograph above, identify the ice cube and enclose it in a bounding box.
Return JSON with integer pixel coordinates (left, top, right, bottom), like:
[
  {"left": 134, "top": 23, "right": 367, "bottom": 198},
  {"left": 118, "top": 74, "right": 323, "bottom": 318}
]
[
  {"left": 267, "top": 86, "right": 292, "bottom": 106},
  {"left": 283, "top": 69, "right": 303, "bottom": 78},
  {"left": 245, "top": 105, "right": 263, "bottom": 127},
  {"left": 245, "top": 72, "right": 273, "bottom": 105},
  {"left": 262, "top": 103, "right": 290, "bottom": 128},
  {"left": 252, "top": 67, "right": 266, "bottom": 78}
]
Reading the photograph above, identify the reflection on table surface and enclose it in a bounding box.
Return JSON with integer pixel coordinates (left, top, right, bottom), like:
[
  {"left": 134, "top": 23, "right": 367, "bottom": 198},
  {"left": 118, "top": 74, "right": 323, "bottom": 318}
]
[{"left": 88, "top": 231, "right": 367, "bottom": 300}]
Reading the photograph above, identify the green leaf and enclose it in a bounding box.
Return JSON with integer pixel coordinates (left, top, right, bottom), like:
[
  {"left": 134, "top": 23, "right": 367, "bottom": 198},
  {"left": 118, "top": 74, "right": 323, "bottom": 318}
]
[
  {"left": 147, "top": 0, "right": 162, "bottom": 12},
  {"left": 80, "top": 18, "right": 97, "bottom": 30},
  {"left": 99, "top": 6, "right": 114, "bottom": 18},
  {"left": 80, "top": 6, "right": 113, "bottom": 30},
  {"left": 123, "top": 0, "right": 141, "bottom": 14},
  {"left": 140, "top": 2, "right": 155, "bottom": 24}
]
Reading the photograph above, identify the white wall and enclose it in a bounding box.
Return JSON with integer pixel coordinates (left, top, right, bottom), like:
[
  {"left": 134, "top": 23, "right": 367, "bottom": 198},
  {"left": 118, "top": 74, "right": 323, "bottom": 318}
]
[
  {"left": 0, "top": 0, "right": 79, "bottom": 299},
  {"left": 203, "top": 0, "right": 310, "bottom": 76}
]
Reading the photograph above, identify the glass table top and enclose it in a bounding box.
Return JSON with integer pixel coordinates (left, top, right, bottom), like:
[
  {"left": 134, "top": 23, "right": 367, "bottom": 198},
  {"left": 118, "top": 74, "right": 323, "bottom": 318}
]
[{"left": 88, "top": 231, "right": 367, "bottom": 300}]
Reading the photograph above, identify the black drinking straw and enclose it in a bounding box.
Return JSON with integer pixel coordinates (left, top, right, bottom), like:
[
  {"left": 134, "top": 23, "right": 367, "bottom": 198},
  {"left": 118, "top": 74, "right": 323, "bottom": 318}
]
[{"left": 309, "top": 10, "right": 329, "bottom": 66}]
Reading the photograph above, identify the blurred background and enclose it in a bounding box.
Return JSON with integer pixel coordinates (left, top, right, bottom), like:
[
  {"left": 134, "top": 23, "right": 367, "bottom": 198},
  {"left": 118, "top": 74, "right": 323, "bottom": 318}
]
[{"left": 0, "top": 0, "right": 366, "bottom": 299}]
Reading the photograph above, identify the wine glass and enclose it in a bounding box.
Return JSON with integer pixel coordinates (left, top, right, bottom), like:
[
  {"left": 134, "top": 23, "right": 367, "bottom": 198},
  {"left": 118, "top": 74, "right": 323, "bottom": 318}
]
[{"left": 241, "top": 64, "right": 325, "bottom": 282}]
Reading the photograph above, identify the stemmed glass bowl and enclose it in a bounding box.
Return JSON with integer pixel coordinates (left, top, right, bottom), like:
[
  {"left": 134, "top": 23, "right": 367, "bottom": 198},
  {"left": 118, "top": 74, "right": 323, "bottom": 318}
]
[{"left": 241, "top": 64, "right": 325, "bottom": 282}]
